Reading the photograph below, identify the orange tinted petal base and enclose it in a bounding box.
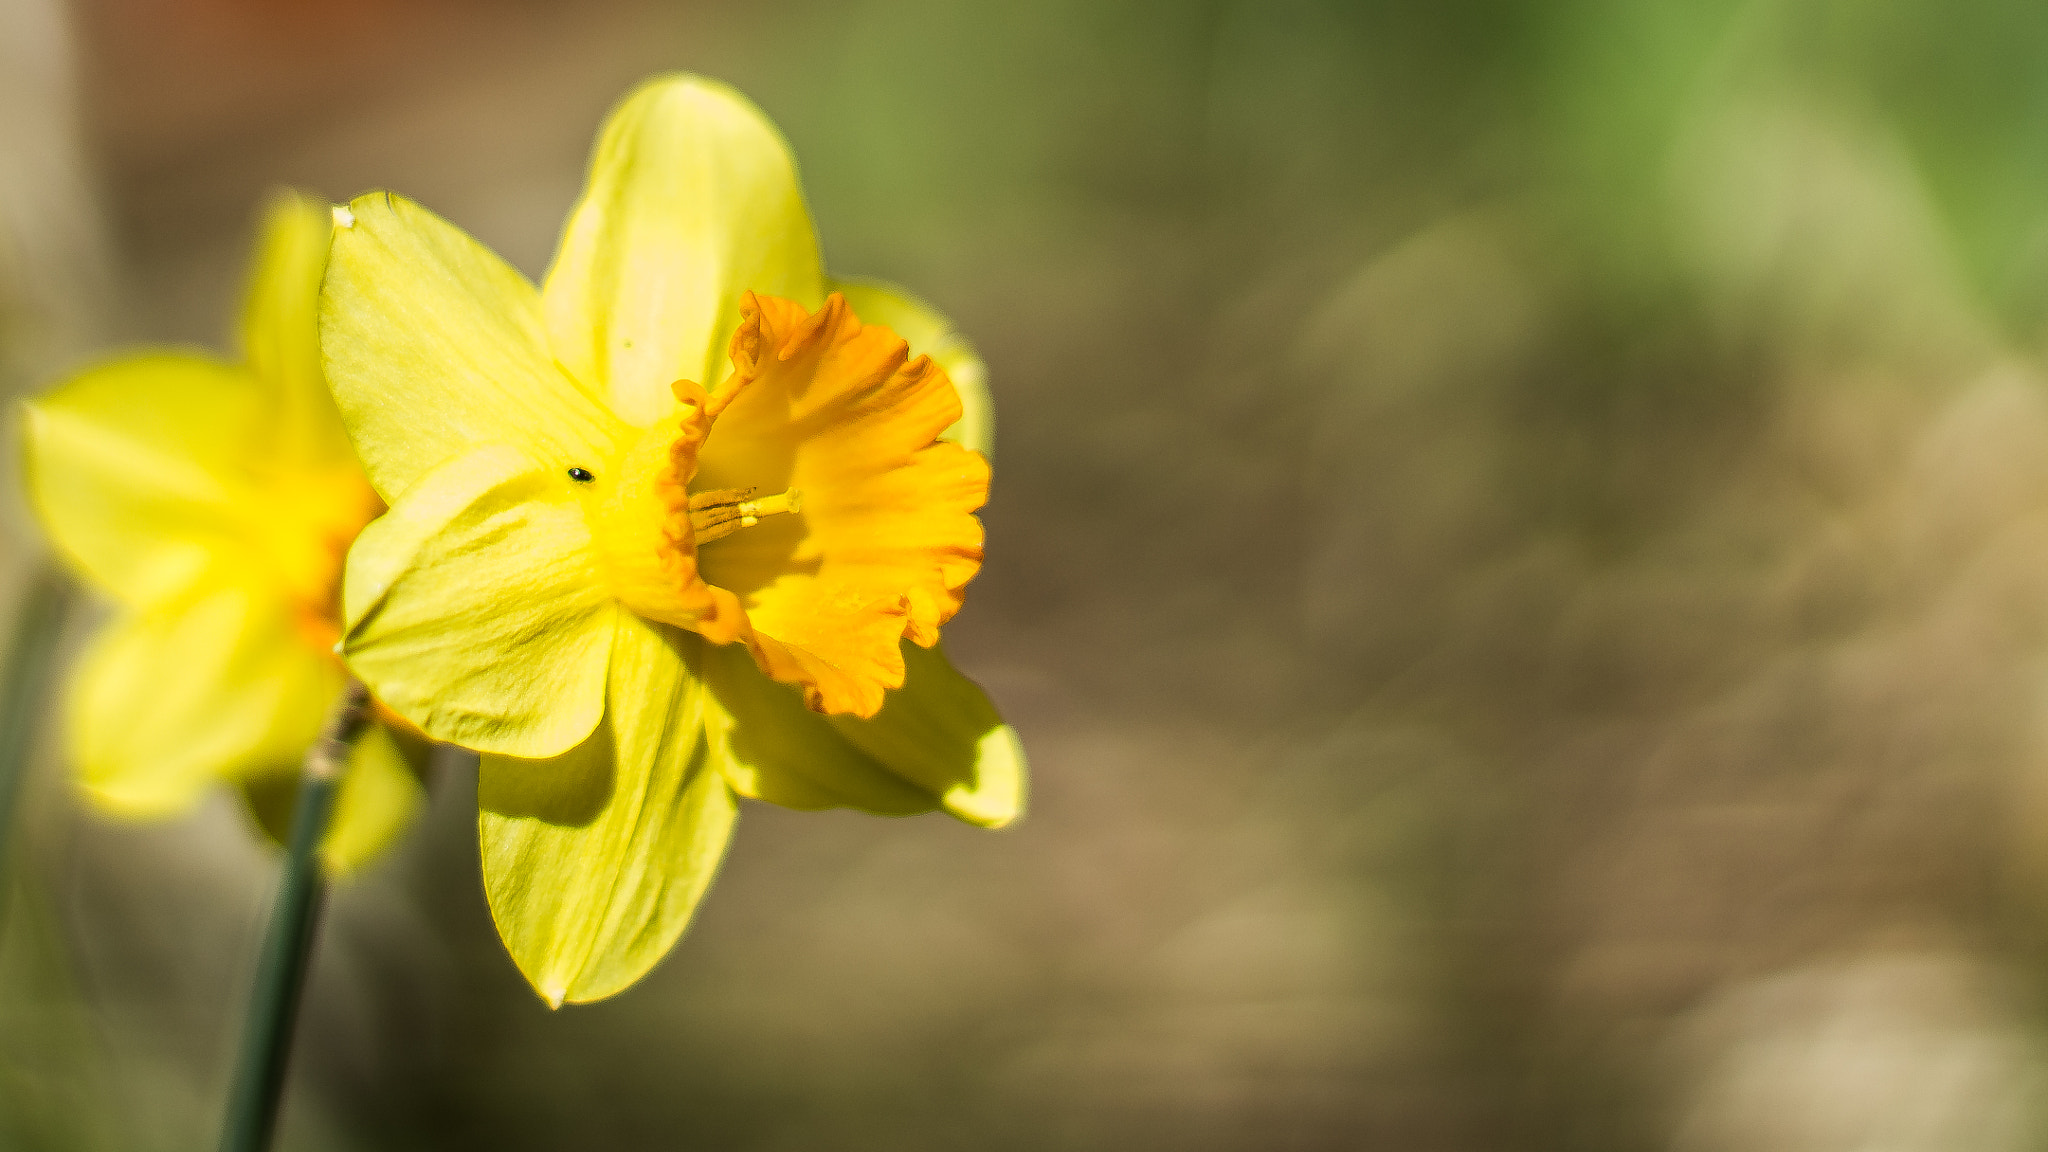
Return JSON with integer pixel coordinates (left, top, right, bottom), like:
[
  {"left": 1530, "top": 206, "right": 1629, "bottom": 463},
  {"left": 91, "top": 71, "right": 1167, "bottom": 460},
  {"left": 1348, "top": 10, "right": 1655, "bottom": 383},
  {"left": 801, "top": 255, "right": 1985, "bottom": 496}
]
[{"left": 588, "top": 385, "right": 753, "bottom": 644}]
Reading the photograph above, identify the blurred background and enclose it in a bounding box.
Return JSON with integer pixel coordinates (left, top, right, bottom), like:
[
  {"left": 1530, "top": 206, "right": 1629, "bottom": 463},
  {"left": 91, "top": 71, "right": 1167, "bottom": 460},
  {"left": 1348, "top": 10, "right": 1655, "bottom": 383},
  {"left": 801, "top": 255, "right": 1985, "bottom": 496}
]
[{"left": 10, "top": 0, "right": 2048, "bottom": 1148}]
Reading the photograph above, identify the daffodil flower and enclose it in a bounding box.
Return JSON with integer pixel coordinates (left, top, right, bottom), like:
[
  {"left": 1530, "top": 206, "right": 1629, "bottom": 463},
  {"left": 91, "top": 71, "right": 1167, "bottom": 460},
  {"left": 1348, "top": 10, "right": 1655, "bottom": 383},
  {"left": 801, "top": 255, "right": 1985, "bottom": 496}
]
[
  {"left": 322, "top": 75, "right": 1025, "bottom": 1004},
  {"left": 20, "top": 192, "right": 423, "bottom": 872}
]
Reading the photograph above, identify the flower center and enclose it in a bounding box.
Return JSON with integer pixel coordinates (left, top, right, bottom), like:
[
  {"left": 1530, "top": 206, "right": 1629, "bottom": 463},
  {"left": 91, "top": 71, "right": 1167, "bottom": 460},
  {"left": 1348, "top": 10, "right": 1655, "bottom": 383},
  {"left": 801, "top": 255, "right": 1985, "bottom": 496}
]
[
  {"left": 585, "top": 387, "right": 798, "bottom": 642},
  {"left": 272, "top": 467, "right": 384, "bottom": 665},
  {"left": 686, "top": 487, "right": 803, "bottom": 544}
]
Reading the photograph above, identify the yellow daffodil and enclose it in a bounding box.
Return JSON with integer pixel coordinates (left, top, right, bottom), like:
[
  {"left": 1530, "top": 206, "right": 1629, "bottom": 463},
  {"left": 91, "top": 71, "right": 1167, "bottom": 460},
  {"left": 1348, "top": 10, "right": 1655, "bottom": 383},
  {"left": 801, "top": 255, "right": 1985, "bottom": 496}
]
[
  {"left": 20, "top": 192, "right": 423, "bottom": 872},
  {"left": 321, "top": 74, "right": 1025, "bottom": 1005}
]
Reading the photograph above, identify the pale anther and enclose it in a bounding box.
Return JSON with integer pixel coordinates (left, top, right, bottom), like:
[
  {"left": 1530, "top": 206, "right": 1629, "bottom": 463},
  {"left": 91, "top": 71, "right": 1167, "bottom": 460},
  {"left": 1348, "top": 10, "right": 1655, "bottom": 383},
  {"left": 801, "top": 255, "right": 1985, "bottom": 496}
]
[{"left": 687, "top": 486, "right": 803, "bottom": 544}]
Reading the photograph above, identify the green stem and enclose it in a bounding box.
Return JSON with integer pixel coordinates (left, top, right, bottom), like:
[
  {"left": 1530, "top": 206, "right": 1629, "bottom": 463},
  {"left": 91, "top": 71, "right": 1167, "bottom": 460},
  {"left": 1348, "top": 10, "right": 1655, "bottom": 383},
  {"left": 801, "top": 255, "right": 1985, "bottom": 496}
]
[
  {"left": 0, "top": 562, "right": 73, "bottom": 914},
  {"left": 218, "top": 679, "right": 369, "bottom": 1152}
]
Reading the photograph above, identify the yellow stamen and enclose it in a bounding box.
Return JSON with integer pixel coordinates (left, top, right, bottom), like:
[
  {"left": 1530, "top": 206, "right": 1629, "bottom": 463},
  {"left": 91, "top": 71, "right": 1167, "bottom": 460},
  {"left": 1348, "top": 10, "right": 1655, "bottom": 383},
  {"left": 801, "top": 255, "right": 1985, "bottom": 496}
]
[{"left": 687, "top": 486, "right": 803, "bottom": 544}]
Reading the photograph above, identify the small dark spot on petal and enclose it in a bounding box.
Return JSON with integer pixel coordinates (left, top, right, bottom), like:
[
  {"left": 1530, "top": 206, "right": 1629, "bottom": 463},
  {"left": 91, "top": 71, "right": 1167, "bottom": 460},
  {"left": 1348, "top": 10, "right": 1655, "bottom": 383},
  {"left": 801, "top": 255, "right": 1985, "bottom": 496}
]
[{"left": 568, "top": 467, "right": 595, "bottom": 483}]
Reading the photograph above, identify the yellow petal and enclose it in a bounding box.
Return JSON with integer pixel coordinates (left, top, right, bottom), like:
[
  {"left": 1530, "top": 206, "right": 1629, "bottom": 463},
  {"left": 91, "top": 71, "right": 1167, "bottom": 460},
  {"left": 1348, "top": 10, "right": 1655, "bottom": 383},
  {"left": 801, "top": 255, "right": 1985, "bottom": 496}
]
[
  {"left": 828, "top": 277, "right": 994, "bottom": 458},
  {"left": 321, "top": 722, "right": 425, "bottom": 874},
  {"left": 322, "top": 190, "right": 624, "bottom": 500},
  {"left": 22, "top": 354, "right": 269, "bottom": 609},
  {"left": 831, "top": 641, "right": 1025, "bottom": 828},
  {"left": 240, "top": 189, "right": 354, "bottom": 470},
  {"left": 479, "top": 615, "right": 738, "bottom": 1005},
  {"left": 342, "top": 444, "right": 618, "bottom": 758},
  {"left": 70, "top": 587, "right": 339, "bottom": 816},
  {"left": 543, "top": 74, "right": 825, "bottom": 427},
  {"left": 698, "top": 641, "right": 937, "bottom": 816}
]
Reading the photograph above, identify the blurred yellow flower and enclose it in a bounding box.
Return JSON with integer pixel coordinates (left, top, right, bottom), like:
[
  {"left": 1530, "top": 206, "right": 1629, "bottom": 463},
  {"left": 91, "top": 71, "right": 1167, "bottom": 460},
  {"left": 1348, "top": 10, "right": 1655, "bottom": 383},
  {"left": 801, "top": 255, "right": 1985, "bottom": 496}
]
[
  {"left": 323, "top": 74, "right": 1023, "bottom": 1004},
  {"left": 20, "top": 192, "right": 423, "bottom": 873}
]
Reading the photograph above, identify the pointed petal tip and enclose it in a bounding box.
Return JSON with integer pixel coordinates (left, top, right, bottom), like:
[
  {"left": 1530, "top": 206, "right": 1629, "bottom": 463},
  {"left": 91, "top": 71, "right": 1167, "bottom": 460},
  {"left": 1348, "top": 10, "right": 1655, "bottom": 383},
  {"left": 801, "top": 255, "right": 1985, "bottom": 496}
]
[
  {"left": 943, "top": 790, "right": 1023, "bottom": 830},
  {"left": 940, "top": 725, "right": 1028, "bottom": 829},
  {"left": 542, "top": 983, "right": 568, "bottom": 1010},
  {"left": 332, "top": 204, "right": 355, "bottom": 229},
  {"left": 952, "top": 802, "right": 1019, "bottom": 830}
]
